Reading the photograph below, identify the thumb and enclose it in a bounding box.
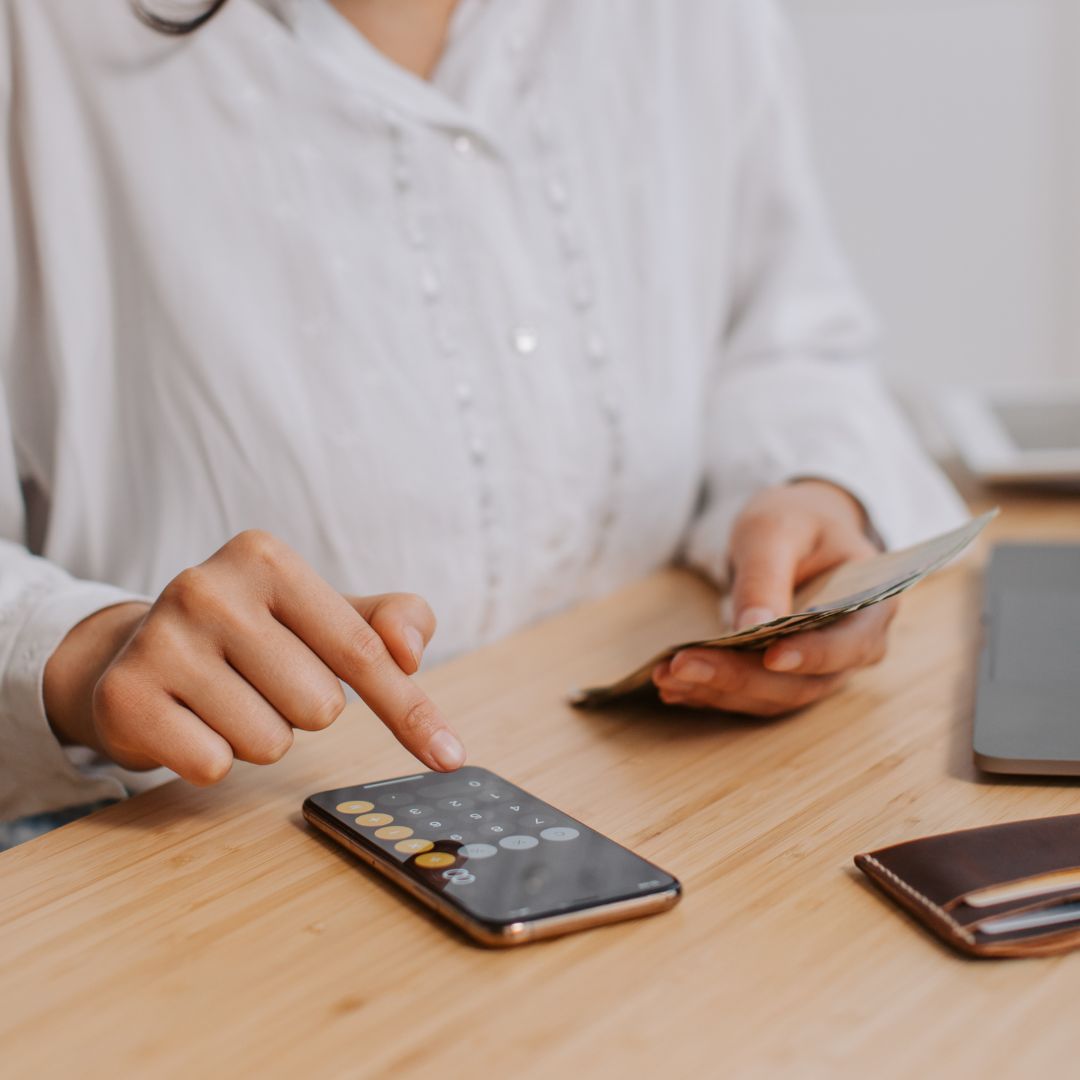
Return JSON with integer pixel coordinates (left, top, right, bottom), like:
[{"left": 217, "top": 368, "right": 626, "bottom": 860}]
[
  {"left": 728, "top": 516, "right": 806, "bottom": 631},
  {"left": 347, "top": 592, "right": 437, "bottom": 676}
]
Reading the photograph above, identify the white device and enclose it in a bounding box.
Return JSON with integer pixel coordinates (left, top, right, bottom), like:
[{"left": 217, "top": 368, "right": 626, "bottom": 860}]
[{"left": 939, "top": 387, "right": 1080, "bottom": 485}]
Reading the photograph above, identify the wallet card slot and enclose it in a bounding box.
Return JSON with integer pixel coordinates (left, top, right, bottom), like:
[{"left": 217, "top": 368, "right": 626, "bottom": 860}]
[
  {"left": 975, "top": 899, "right": 1080, "bottom": 938},
  {"left": 963, "top": 889, "right": 1080, "bottom": 933},
  {"left": 955, "top": 865, "right": 1080, "bottom": 911}
]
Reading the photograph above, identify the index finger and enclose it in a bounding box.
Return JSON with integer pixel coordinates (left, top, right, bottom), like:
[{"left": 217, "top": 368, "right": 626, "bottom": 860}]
[{"left": 253, "top": 542, "right": 465, "bottom": 771}]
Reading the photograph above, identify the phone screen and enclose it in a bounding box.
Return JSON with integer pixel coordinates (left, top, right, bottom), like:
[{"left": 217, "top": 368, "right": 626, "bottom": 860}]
[{"left": 304, "top": 766, "right": 678, "bottom": 930}]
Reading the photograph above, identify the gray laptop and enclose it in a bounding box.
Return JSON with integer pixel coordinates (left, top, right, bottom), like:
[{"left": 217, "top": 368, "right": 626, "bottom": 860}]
[{"left": 974, "top": 543, "right": 1080, "bottom": 775}]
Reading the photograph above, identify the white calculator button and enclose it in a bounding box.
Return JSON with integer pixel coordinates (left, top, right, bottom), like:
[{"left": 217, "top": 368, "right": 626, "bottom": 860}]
[
  {"left": 459, "top": 843, "right": 498, "bottom": 860},
  {"left": 540, "top": 827, "right": 580, "bottom": 842},
  {"left": 499, "top": 835, "right": 540, "bottom": 851}
]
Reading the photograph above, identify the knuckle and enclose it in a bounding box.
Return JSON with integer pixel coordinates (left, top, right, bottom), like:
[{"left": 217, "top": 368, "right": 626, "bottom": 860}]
[
  {"left": 162, "top": 566, "right": 215, "bottom": 615},
  {"left": 229, "top": 529, "right": 285, "bottom": 571},
  {"left": 131, "top": 612, "right": 186, "bottom": 658},
  {"left": 396, "top": 697, "right": 442, "bottom": 742},
  {"left": 250, "top": 725, "right": 294, "bottom": 765},
  {"left": 301, "top": 684, "right": 346, "bottom": 731},
  {"left": 92, "top": 666, "right": 138, "bottom": 720},
  {"left": 345, "top": 624, "right": 388, "bottom": 671}
]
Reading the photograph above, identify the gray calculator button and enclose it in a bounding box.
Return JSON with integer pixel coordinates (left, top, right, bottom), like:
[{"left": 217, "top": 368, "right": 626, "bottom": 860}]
[
  {"left": 459, "top": 843, "right": 498, "bottom": 859},
  {"left": 402, "top": 805, "right": 431, "bottom": 818},
  {"left": 379, "top": 791, "right": 414, "bottom": 807},
  {"left": 518, "top": 812, "right": 553, "bottom": 829},
  {"left": 540, "top": 827, "right": 580, "bottom": 842},
  {"left": 499, "top": 835, "right": 540, "bottom": 851}
]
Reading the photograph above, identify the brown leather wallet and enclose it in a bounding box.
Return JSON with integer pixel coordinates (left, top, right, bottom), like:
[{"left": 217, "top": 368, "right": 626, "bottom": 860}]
[{"left": 855, "top": 814, "right": 1080, "bottom": 958}]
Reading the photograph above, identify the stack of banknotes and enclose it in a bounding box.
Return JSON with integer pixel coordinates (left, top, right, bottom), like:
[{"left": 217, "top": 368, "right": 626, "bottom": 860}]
[{"left": 571, "top": 509, "right": 998, "bottom": 707}]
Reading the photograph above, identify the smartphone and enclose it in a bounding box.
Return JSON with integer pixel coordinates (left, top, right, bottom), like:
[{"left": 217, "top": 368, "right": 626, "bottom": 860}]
[{"left": 303, "top": 766, "right": 681, "bottom": 946}]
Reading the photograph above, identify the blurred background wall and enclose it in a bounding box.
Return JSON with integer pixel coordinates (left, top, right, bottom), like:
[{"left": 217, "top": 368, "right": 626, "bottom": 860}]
[{"left": 783, "top": 0, "right": 1080, "bottom": 396}]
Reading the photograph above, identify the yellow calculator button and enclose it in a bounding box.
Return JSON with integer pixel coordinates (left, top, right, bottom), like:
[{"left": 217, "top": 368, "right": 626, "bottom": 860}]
[
  {"left": 415, "top": 851, "right": 455, "bottom": 869},
  {"left": 395, "top": 838, "right": 434, "bottom": 855},
  {"left": 375, "top": 825, "right": 413, "bottom": 841},
  {"left": 355, "top": 812, "right": 394, "bottom": 828},
  {"left": 335, "top": 800, "right": 374, "bottom": 815}
]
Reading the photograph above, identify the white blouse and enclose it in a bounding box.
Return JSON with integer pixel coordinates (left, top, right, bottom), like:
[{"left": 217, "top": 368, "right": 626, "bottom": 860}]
[{"left": 0, "top": 0, "right": 965, "bottom": 821}]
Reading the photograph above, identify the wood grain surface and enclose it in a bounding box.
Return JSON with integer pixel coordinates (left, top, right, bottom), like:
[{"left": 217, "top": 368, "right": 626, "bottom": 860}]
[{"left": 2, "top": 490, "right": 1078, "bottom": 1078}]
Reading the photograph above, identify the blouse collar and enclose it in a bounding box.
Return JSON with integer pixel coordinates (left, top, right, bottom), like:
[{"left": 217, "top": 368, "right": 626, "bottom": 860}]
[{"left": 256, "top": 0, "right": 542, "bottom": 149}]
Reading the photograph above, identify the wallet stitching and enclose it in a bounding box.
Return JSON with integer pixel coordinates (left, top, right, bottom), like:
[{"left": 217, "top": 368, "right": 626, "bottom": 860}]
[{"left": 863, "top": 855, "right": 975, "bottom": 945}]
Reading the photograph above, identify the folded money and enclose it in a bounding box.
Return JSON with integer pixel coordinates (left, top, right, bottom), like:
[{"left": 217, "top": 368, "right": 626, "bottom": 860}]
[{"left": 570, "top": 509, "right": 998, "bottom": 707}]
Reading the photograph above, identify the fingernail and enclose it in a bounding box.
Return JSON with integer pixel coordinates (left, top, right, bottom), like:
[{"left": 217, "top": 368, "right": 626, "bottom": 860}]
[
  {"left": 429, "top": 730, "right": 466, "bottom": 771},
  {"left": 736, "top": 607, "right": 777, "bottom": 632},
  {"left": 404, "top": 626, "right": 425, "bottom": 668},
  {"left": 671, "top": 657, "right": 715, "bottom": 684},
  {"left": 768, "top": 650, "right": 802, "bottom": 672}
]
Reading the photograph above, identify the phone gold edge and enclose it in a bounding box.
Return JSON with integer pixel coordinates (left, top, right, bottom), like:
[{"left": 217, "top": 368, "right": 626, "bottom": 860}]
[{"left": 302, "top": 806, "right": 682, "bottom": 947}]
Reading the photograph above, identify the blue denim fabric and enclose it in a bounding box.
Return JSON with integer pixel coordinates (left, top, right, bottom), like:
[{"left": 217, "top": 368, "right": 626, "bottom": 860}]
[{"left": 0, "top": 799, "right": 119, "bottom": 851}]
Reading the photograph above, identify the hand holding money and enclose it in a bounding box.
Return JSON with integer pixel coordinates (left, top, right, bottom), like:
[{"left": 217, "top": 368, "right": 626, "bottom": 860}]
[{"left": 572, "top": 483, "right": 995, "bottom": 712}]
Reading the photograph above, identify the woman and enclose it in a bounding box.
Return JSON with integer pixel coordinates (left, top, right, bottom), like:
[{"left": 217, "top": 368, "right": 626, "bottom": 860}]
[{"left": 0, "top": 0, "right": 964, "bottom": 828}]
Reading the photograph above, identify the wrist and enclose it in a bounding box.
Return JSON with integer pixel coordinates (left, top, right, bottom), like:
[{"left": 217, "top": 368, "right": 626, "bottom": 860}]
[{"left": 44, "top": 602, "right": 150, "bottom": 752}]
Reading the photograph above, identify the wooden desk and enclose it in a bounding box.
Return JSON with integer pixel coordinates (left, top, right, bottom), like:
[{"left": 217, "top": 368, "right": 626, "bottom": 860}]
[{"left": 2, "top": 493, "right": 1078, "bottom": 1077}]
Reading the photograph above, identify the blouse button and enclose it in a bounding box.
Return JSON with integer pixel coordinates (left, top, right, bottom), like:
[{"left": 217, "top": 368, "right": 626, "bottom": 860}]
[
  {"left": 546, "top": 178, "right": 569, "bottom": 211},
  {"left": 453, "top": 133, "right": 476, "bottom": 158},
  {"left": 586, "top": 331, "right": 607, "bottom": 364},
  {"left": 511, "top": 326, "right": 540, "bottom": 355},
  {"left": 421, "top": 266, "right": 442, "bottom": 301}
]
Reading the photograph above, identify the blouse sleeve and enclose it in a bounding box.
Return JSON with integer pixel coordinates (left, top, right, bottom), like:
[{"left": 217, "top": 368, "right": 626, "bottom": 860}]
[
  {"left": 1, "top": 12, "right": 143, "bottom": 822},
  {"left": 684, "top": 0, "right": 967, "bottom": 587}
]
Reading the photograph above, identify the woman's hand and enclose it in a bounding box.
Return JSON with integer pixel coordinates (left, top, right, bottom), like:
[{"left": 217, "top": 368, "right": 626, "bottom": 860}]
[
  {"left": 653, "top": 480, "right": 896, "bottom": 716},
  {"left": 44, "top": 530, "right": 465, "bottom": 784}
]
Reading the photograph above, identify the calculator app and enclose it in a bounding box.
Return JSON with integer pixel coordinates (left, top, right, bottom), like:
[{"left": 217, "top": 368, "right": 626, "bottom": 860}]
[{"left": 309, "top": 767, "right": 676, "bottom": 925}]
